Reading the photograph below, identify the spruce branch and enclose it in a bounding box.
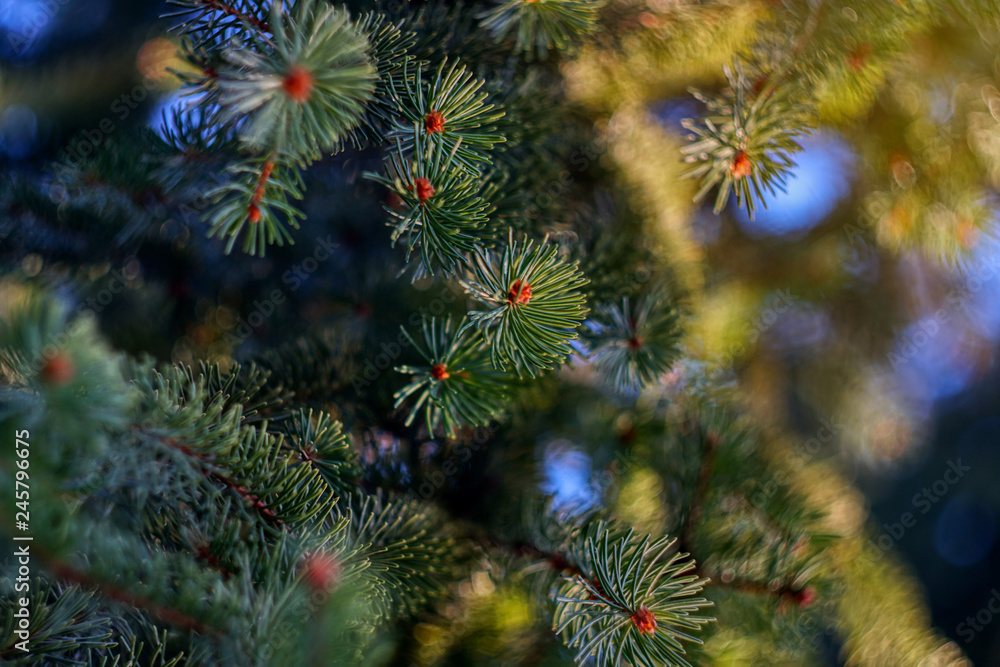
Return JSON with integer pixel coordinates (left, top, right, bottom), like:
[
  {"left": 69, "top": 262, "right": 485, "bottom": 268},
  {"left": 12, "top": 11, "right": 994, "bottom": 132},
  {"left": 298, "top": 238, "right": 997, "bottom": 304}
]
[
  {"left": 394, "top": 316, "right": 517, "bottom": 437},
  {"left": 366, "top": 133, "right": 491, "bottom": 274},
  {"left": 170, "top": 0, "right": 378, "bottom": 258},
  {"left": 0, "top": 462, "right": 244, "bottom": 646},
  {"left": 143, "top": 427, "right": 285, "bottom": 528},
  {"left": 681, "top": 62, "right": 809, "bottom": 219},
  {"left": 0, "top": 579, "right": 118, "bottom": 664},
  {"left": 479, "top": 0, "right": 603, "bottom": 59},
  {"left": 182, "top": 361, "right": 293, "bottom": 425},
  {"left": 153, "top": 101, "right": 239, "bottom": 167},
  {"left": 252, "top": 330, "right": 361, "bottom": 403},
  {"left": 96, "top": 627, "right": 187, "bottom": 667},
  {"left": 662, "top": 409, "right": 832, "bottom": 612},
  {"left": 205, "top": 156, "right": 305, "bottom": 255},
  {"left": 553, "top": 527, "right": 714, "bottom": 667},
  {"left": 129, "top": 361, "right": 337, "bottom": 531},
  {"left": 210, "top": 0, "right": 376, "bottom": 158},
  {"left": 585, "top": 293, "right": 682, "bottom": 393},
  {"left": 387, "top": 59, "right": 505, "bottom": 173},
  {"left": 46, "top": 559, "right": 214, "bottom": 636},
  {"left": 279, "top": 408, "right": 360, "bottom": 499},
  {"left": 0, "top": 295, "right": 135, "bottom": 476},
  {"left": 3, "top": 0, "right": 973, "bottom": 661},
  {"left": 459, "top": 231, "right": 590, "bottom": 377},
  {"left": 166, "top": 0, "right": 273, "bottom": 46},
  {"left": 341, "top": 491, "right": 459, "bottom": 620},
  {"left": 342, "top": 11, "right": 417, "bottom": 148}
]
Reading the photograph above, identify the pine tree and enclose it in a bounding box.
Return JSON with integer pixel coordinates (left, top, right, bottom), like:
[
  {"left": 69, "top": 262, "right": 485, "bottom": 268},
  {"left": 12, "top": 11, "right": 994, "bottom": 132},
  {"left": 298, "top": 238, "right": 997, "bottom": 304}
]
[{"left": 2, "top": 0, "right": 994, "bottom": 664}]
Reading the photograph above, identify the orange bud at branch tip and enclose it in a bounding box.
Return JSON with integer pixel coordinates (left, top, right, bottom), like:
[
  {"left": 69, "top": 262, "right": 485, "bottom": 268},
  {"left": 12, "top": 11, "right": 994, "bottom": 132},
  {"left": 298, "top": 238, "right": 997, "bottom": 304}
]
[
  {"left": 731, "top": 150, "right": 752, "bottom": 180},
  {"left": 424, "top": 110, "right": 445, "bottom": 134},
  {"left": 302, "top": 552, "right": 340, "bottom": 593},
  {"left": 630, "top": 606, "right": 657, "bottom": 635},
  {"left": 41, "top": 352, "right": 75, "bottom": 386},
  {"left": 247, "top": 203, "right": 262, "bottom": 223},
  {"left": 507, "top": 279, "right": 532, "bottom": 305},
  {"left": 282, "top": 65, "right": 314, "bottom": 104},
  {"left": 431, "top": 363, "right": 450, "bottom": 380},
  {"left": 414, "top": 177, "right": 435, "bottom": 203}
]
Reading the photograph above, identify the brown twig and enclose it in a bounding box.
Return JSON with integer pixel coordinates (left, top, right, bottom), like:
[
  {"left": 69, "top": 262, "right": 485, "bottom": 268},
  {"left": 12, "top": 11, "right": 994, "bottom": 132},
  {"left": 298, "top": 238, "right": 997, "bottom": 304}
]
[
  {"left": 138, "top": 428, "right": 285, "bottom": 528},
  {"left": 48, "top": 557, "right": 214, "bottom": 635},
  {"left": 247, "top": 159, "right": 275, "bottom": 224},
  {"left": 673, "top": 426, "right": 812, "bottom": 605},
  {"left": 205, "top": 0, "right": 271, "bottom": 35}
]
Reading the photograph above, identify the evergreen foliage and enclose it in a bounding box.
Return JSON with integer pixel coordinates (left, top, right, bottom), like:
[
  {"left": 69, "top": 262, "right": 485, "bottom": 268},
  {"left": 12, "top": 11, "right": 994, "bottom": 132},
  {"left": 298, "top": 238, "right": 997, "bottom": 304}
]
[{"left": 2, "top": 0, "right": 992, "bottom": 664}]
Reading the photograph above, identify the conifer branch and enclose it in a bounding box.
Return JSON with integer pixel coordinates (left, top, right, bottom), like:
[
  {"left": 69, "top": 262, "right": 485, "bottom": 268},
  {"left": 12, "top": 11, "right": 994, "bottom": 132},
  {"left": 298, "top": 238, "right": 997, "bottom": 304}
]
[
  {"left": 247, "top": 158, "right": 275, "bottom": 224},
  {"left": 366, "top": 133, "right": 491, "bottom": 274},
  {"left": 460, "top": 231, "right": 590, "bottom": 376},
  {"left": 2, "top": 0, "right": 978, "bottom": 663},
  {"left": 585, "top": 293, "right": 682, "bottom": 393},
  {"left": 479, "top": 0, "right": 603, "bottom": 58},
  {"left": 394, "top": 316, "right": 517, "bottom": 436},
  {"left": 553, "top": 526, "right": 714, "bottom": 666},
  {"left": 166, "top": 0, "right": 274, "bottom": 48},
  {"left": 387, "top": 59, "right": 506, "bottom": 173},
  {"left": 205, "top": 0, "right": 271, "bottom": 35},
  {"left": 136, "top": 427, "right": 286, "bottom": 528},
  {"left": 46, "top": 557, "right": 215, "bottom": 636}
]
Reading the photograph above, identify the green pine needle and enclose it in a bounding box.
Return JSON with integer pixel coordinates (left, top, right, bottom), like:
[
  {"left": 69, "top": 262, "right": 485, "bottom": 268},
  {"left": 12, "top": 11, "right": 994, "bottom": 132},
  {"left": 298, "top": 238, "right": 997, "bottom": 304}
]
[
  {"left": 553, "top": 527, "right": 714, "bottom": 667},
  {"left": 280, "top": 408, "right": 359, "bottom": 499},
  {"left": 166, "top": 0, "right": 272, "bottom": 48},
  {"left": 341, "top": 491, "right": 456, "bottom": 620},
  {"left": 180, "top": 0, "right": 380, "bottom": 256},
  {"left": 365, "top": 133, "right": 492, "bottom": 275},
  {"left": 681, "top": 62, "right": 809, "bottom": 219},
  {"left": 394, "top": 316, "right": 517, "bottom": 437},
  {"left": 341, "top": 11, "right": 418, "bottom": 148},
  {"left": 586, "top": 294, "right": 682, "bottom": 393},
  {"left": 206, "top": 156, "right": 305, "bottom": 256},
  {"left": 388, "top": 59, "right": 506, "bottom": 173},
  {"left": 479, "top": 0, "right": 604, "bottom": 58},
  {"left": 460, "top": 231, "right": 590, "bottom": 377},
  {"left": 212, "top": 0, "right": 376, "bottom": 160}
]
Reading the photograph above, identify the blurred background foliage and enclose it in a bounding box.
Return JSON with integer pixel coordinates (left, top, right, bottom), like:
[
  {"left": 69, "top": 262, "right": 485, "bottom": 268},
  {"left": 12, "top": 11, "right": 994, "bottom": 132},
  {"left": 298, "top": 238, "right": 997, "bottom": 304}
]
[{"left": 3, "top": 0, "right": 1000, "bottom": 664}]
